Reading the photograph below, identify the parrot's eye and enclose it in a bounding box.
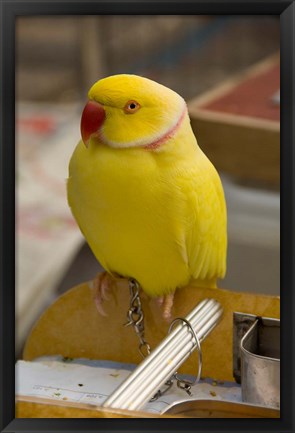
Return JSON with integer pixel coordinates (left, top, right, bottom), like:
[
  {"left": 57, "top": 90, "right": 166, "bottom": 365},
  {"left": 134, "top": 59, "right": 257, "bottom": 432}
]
[{"left": 124, "top": 100, "right": 141, "bottom": 114}]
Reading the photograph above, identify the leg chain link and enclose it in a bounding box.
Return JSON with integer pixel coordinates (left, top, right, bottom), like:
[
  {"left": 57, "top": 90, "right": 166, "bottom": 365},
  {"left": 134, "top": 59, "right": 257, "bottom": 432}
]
[
  {"left": 124, "top": 278, "right": 174, "bottom": 400},
  {"left": 124, "top": 278, "right": 151, "bottom": 358}
]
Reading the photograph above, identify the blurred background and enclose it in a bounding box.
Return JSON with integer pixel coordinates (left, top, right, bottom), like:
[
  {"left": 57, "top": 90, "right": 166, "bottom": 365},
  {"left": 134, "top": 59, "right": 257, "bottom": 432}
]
[{"left": 16, "top": 15, "right": 280, "bottom": 355}]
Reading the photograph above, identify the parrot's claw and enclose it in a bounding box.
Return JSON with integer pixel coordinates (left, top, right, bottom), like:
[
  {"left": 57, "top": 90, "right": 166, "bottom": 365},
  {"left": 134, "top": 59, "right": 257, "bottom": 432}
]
[
  {"left": 91, "top": 272, "right": 114, "bottom": 316},
  {"left": 157, "top": 293, "right": 175, "bottom": 321}
]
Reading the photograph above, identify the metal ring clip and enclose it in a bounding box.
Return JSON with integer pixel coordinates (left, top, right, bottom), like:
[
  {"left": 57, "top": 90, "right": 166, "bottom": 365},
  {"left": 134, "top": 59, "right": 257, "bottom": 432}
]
[{"left": 168, "top": 317, "right": 202, "bottom": 395}]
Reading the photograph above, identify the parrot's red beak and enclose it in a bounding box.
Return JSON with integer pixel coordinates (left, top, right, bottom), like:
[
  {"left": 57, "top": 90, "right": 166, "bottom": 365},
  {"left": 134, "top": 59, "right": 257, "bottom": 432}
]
[{"left": 80, "top": 100, "right": 106, "bottom": 147}]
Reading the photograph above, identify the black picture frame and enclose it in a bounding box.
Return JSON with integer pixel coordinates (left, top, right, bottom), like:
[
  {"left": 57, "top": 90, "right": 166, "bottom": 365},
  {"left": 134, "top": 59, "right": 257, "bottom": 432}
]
[{"left": 0, "top": 1, "right": 294, "bottom": 432}]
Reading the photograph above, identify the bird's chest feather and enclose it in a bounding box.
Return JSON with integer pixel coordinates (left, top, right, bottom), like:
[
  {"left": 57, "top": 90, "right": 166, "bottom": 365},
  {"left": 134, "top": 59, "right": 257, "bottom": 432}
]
[{"left": 68, "top": 142, "right": 189, "bottom": 269}]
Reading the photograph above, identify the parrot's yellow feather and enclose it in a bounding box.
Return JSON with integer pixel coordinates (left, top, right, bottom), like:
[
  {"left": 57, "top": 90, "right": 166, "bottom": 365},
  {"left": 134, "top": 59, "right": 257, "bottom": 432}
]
[{"left": 67, "top": 74, "right": 227, "bottom": 297}]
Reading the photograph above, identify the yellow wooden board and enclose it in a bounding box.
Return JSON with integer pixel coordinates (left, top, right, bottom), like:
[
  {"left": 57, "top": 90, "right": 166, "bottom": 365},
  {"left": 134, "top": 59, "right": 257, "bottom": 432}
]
[
  {"left": 20, "top": 279, "right": 280, "bottom": 418},
  {"left": 23, "top": 280, "right": 280, "bottom": 380},
  {"left": 16, "top": 397, "right": 173, "bottom": 418}
]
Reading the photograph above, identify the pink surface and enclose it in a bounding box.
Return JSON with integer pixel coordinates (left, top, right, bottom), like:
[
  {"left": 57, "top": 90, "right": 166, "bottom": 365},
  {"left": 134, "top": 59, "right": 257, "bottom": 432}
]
[{"left": 200, "top": 64, "right": 280, "bottom": 122}]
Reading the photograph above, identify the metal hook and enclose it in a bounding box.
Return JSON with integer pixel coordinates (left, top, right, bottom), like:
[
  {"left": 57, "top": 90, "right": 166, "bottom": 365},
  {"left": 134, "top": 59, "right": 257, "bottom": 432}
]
[{"left": 168, "top": 317, "right": 202, "bottom": 395}]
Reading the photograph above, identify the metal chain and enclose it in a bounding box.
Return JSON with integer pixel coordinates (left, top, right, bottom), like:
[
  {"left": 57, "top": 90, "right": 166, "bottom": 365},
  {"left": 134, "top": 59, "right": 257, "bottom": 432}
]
[
  {"left": 124, "top": 278, "right": 151, "bottom": 358},
  {"left": 124, "top": 278, "right": 174, "bottom": 400}
]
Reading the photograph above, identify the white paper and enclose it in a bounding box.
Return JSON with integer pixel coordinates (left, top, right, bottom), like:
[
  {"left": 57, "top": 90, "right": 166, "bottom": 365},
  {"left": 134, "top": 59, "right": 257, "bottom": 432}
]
[{"left": 16, "top": 356, "right": 242, "bottom": 414}]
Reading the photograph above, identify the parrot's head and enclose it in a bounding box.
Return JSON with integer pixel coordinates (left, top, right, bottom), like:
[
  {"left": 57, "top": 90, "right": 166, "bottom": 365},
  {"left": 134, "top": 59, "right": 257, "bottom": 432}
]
[{"left": 80, "top": 74, "right": 187, "bottom": 150}]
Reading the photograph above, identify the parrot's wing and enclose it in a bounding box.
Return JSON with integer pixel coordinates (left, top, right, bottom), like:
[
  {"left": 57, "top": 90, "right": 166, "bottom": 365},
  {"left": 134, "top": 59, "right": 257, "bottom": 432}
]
[{"left": 184, "top": 162, "right": 227, "bottom": 285}]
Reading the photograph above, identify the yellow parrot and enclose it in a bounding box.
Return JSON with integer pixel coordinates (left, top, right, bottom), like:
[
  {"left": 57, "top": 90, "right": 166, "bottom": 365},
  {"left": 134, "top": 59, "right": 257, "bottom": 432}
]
[{"left": 67, "top": 74, "right": 227, "bottom": 319}]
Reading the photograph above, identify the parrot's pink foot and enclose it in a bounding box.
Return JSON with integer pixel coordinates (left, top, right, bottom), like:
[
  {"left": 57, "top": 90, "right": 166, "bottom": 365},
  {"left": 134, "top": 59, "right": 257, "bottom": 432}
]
[
  {"left": 90, "top": 272, "right": 115, "bottom": 316},
  {"left": 157, "top": 293, "right": 175, "bottom": 321}
]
